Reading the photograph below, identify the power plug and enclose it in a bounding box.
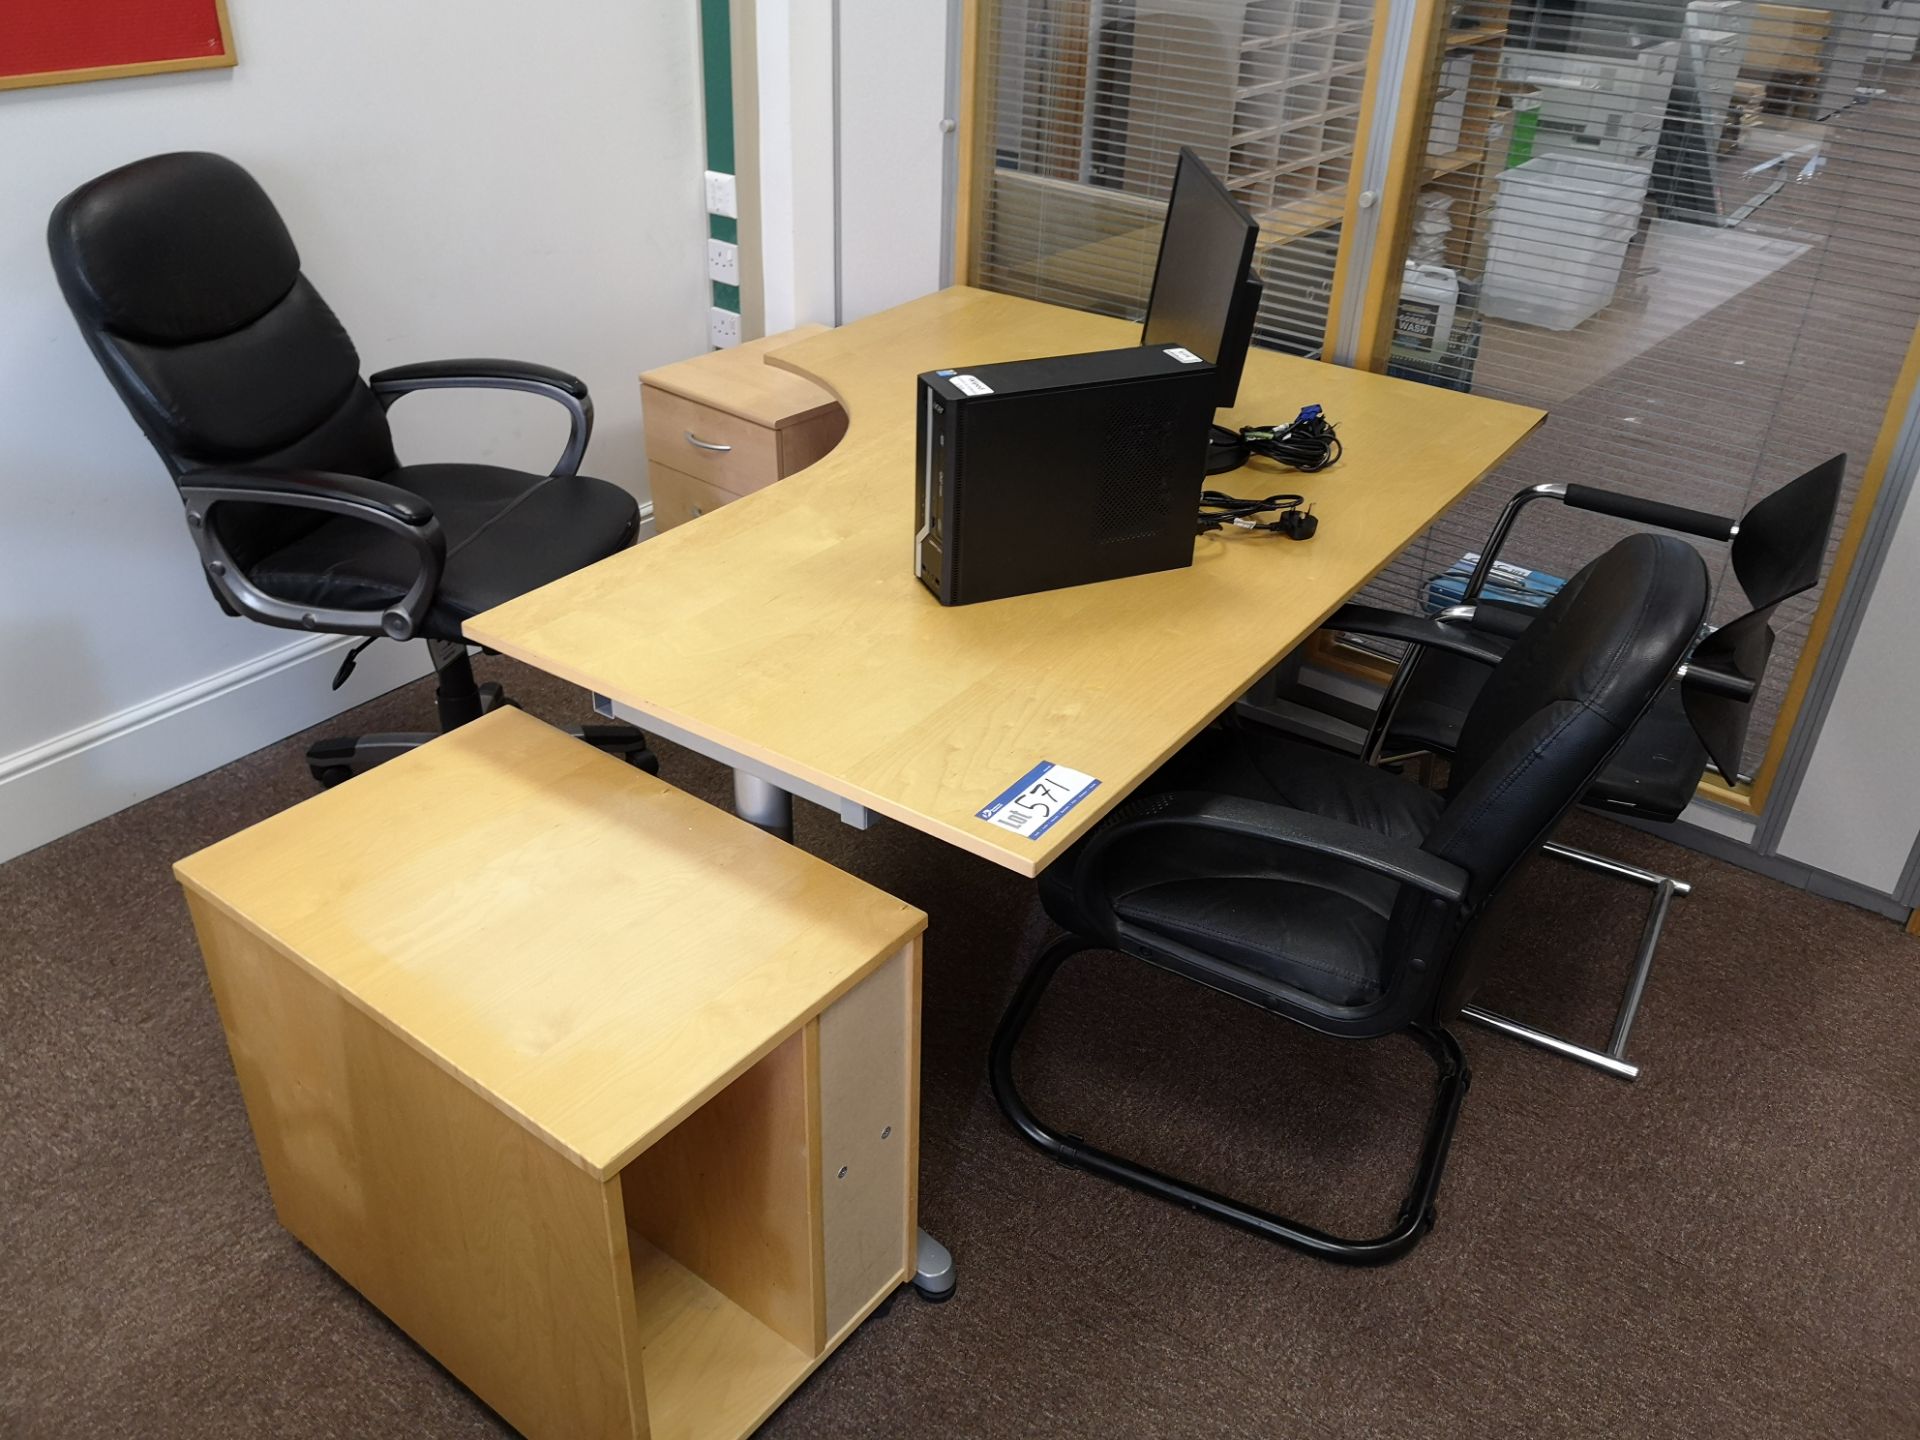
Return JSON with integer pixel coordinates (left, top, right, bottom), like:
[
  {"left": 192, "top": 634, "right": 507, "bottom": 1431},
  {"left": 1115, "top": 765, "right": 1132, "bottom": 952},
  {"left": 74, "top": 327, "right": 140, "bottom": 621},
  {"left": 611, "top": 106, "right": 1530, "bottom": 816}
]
[{"left": 1274, "top": 505, "right": 1318, "bottom": 541}]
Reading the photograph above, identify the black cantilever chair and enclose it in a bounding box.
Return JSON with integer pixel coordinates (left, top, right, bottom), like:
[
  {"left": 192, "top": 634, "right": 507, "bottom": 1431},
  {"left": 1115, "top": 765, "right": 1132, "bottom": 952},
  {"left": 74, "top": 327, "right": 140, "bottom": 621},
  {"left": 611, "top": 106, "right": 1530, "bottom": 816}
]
[
  {"left": 47, "top": 151, "right": 652, "bottom": 785},
  {"left": 992, "top": 533, "right": 1710, "bottom": 1264},
  {"left": 1341, "top": 456, "right": 1843, "bottom": 1078}
]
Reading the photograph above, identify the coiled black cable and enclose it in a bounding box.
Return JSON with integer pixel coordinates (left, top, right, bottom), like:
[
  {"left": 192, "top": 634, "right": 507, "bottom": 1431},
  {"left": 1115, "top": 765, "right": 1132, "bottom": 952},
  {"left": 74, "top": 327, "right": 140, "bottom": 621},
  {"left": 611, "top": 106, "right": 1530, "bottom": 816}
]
[{"left": 1205, "top": 404, "right": 1342, "bottom": 476}]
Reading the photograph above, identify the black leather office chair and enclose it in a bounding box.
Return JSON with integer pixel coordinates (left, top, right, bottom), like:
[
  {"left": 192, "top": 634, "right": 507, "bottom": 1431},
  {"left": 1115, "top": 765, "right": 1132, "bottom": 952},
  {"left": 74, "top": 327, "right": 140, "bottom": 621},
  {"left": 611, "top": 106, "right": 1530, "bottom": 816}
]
[
  {"left": 992, "top": 533, "right": 1709, "bottom": 1264},
  {"left": 48, "top": 151, "right": 652, "bottom": 785},
  {"left": 1340, "top": 456, "right": 1842, "bottom": 1077}
]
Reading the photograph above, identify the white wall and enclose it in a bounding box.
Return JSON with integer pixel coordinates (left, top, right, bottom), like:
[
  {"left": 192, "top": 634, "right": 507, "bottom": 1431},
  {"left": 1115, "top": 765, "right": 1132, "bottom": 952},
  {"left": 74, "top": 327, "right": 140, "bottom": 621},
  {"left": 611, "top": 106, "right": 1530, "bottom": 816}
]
[
  {"left": 754, "top": 1, "right": 838, "bottom": 331},
  {"left": 0, "top": 1, "right": 707, "bottom": 860},
  {"left": 751, "top": 0, "right": 951, "bottom": 330},
  {"left": 837, "top": 0, "right": 953, "bottom": 321},
  {"left": 1776, "top": 448, "right": 1920, "bottom": 894}
]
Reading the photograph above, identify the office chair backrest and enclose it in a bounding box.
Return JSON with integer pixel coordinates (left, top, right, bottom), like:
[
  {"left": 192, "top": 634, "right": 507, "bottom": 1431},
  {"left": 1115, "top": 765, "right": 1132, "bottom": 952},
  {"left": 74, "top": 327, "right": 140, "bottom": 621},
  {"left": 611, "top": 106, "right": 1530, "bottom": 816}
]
[
  {"left": 1675, "top": 453, "right": 1845, "bottom": 783},
  {"left": 48, "top": 151, "right": 398, "bottom": 565},
  {"left": 1418, "top": 534, "right": 1706, "bottom": 985},
  {"left": 1732, "top": 453, "right": 1845, "bottom": 613}
]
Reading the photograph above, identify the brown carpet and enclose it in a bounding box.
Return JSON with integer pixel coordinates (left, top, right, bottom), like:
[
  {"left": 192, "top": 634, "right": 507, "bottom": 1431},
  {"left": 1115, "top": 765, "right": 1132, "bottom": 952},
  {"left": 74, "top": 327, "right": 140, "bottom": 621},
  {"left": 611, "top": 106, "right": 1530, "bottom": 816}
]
[{"left": 3, "top": 657, "right": 1916, "bottom": 1438}]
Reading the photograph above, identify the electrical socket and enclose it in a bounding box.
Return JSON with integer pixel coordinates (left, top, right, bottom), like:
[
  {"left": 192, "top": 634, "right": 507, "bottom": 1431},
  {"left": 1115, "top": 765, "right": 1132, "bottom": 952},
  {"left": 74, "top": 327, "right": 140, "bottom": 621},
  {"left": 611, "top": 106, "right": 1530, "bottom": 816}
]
[
  {"left": 704, "top": 169, "right": 738, "bottom": 219},
  {"left": 707, "top": 238, "right": 740, "bottom": 285},
  {"left": 709, "top": 307, "right": 741, "bottom": 349}
]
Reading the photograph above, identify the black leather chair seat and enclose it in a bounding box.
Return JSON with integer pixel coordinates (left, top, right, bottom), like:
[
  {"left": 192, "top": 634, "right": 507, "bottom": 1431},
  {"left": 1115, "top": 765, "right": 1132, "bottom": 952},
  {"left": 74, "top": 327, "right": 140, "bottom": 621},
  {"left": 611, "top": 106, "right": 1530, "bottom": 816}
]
[
  {"left": 1041, "top": 727, "right": 1444, "bottom": 1006},
  {"left": 247, "top": 463, "right": 639, "bottom": 640}
]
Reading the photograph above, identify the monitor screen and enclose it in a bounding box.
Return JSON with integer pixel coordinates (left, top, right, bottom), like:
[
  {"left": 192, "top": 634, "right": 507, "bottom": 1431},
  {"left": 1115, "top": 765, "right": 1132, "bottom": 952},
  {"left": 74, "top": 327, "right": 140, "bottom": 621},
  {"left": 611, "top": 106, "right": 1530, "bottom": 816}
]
[{"left": 1141, "top": 149, "right": 1261, "bottom": 409}]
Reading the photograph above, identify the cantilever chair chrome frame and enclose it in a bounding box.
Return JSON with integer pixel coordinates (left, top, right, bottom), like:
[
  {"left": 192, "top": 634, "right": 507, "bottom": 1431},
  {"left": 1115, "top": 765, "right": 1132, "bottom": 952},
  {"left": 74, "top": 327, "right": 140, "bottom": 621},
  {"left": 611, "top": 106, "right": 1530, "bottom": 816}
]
[{"left": 1349, "top": 460, "right": 1842, "bottom": 1080}]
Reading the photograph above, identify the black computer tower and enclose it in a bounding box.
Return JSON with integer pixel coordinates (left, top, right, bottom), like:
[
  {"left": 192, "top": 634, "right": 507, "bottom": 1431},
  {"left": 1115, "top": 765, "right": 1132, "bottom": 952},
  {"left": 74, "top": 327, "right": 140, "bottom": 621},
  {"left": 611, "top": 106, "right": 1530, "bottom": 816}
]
[{"left": 914, "top": 346, "right": 1217, "bottom": 606}]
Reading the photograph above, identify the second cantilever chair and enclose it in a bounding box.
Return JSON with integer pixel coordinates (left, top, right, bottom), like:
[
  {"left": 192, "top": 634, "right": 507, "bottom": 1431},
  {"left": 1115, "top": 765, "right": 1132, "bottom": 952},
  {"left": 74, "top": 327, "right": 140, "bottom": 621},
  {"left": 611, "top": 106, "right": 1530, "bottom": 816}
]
[
  {"left": 993, "top": 533, "right": 1709, "bottom": 1263},
  {"left": 1342, "top": 456, "right": 1843, "bottom": 1078}
]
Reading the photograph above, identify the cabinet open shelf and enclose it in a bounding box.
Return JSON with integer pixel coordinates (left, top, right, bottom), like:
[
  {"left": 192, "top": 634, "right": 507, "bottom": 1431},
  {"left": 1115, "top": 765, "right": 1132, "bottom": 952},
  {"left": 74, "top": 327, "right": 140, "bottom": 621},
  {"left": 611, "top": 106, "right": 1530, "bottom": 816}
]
[
  {"left": 627, "top": 1237, "right": 813, "bottom": 1440},
  {"left": 609, "top": 944, "right": 919, "bottom": 1440}
]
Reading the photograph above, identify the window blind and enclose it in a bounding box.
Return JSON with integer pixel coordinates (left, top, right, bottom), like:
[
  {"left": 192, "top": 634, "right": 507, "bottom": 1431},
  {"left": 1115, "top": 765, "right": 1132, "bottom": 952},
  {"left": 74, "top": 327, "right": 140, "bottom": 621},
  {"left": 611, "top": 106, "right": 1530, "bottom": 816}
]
[
  {"left": 1369, "top": 0, "right": 1920, "bottom": 778},
  {"left": 975, "top": 0, "right": 1378, "bottom": 359}
]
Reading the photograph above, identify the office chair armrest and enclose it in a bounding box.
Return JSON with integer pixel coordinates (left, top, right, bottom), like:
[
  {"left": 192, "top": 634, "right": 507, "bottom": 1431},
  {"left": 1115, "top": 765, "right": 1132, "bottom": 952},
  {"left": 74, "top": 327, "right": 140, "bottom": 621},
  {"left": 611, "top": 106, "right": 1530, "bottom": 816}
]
[
  {"left": 1072, "top": 790, "right": 1469, "bottom": 942},
  {"left": 369, "top": 358, "right": 594, "bottom": 477},
  {"left": 179, "top": 468, "right": 446, "bottom": 642},
  {"left": 1324, "top": 604, "right": 1507, "bottom": 669},
  {"left": 1562, "top": 484, "right": 1737, "bottom": 541},
  {"left": 1459, "top": 482, "right": 1735, "bottom": 608}
]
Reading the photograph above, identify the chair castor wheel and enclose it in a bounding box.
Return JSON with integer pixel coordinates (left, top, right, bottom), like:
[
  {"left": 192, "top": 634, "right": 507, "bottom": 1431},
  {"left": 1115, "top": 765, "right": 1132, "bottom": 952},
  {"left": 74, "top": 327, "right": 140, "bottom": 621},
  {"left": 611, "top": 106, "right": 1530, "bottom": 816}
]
[
  {"left": 575, "top": 726, "right": 658, "bottom": 774},
  {"left": 307, "top": 737, "right": 358, "bottom": 788}
]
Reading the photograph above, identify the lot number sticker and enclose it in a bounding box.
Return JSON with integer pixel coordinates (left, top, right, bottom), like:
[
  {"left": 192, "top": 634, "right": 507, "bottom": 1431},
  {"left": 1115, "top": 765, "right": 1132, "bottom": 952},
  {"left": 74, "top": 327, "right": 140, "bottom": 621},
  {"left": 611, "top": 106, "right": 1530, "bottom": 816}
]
[{"left": 977, "top": 762, "right": 1100, "bottom": 840}]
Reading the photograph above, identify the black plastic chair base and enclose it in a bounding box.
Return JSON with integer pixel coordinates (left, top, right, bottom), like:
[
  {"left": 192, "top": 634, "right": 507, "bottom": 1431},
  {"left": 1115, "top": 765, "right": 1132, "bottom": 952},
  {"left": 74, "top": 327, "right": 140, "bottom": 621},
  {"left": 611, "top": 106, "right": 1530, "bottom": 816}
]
[
  {"left": 306, "top": 721, "right": 657, "bottom": 787},
  {"left": 989, "top": 935, "right": 1471, "bottom": 1266},
  {"left": 308, "top": 642, "right": 658, "bottom": 784}
]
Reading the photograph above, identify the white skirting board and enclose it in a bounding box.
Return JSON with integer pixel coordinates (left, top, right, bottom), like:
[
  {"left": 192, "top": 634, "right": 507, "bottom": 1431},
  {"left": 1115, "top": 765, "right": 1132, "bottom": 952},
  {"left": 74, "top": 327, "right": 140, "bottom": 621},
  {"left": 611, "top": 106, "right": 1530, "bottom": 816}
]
[
  {"left": 0, "top": 633, "right": 435, "bottom": 865},
  {"left": 1, "top": 504, "right": 654, "bottom": 865}
]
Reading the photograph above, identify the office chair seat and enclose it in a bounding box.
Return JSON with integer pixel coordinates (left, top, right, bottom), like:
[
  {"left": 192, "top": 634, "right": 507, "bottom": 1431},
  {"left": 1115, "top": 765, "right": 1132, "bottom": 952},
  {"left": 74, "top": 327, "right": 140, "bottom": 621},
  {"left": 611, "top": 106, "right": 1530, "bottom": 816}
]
[
  {"left": 1040, "top": 730, "right": 1442, "bottom": 1007},
  {"left": 247, "top": 463, "right": 638, "bottom": 642}
]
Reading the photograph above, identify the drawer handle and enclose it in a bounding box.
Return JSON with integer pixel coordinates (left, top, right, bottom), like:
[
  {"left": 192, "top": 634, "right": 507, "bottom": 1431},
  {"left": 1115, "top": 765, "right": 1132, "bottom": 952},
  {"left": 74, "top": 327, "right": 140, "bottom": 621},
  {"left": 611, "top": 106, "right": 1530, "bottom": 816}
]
[{"left": 684, "top": 431, "right": 733, "bottom": 453}]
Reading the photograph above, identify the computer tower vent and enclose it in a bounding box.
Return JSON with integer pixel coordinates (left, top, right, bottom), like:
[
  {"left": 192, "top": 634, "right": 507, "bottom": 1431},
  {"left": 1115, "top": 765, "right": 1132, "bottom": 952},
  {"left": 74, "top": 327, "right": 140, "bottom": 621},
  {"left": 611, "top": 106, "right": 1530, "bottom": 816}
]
[{"left": 1093, "top": 419, "right": 1179, "bottom": 545}]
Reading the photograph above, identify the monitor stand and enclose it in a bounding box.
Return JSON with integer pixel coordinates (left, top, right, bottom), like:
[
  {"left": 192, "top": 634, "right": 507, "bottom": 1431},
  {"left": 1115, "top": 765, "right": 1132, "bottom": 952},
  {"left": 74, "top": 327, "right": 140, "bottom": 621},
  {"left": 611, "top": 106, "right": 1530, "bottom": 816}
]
[{"left": 1205, "top": 422, "right": 1249, "bottom": 475}]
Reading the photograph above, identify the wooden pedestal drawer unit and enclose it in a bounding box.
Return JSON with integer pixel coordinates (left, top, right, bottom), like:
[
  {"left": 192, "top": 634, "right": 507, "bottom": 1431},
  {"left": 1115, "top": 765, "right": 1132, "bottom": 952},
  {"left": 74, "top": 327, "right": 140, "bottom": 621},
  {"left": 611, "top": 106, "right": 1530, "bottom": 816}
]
[
  {"left": 642, "top": 326, "right": 849, "bottom": 532},
  {"left": 175, "top": 709, "right": 926, "bottom": 1440}
]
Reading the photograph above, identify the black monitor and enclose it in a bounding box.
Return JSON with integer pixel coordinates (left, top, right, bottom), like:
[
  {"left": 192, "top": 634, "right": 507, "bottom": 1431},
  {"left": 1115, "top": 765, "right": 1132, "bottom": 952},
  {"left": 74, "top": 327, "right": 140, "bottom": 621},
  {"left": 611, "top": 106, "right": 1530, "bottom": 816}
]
[{"left": 1141, "top": 147, "right": 1262, "bottom": 411}]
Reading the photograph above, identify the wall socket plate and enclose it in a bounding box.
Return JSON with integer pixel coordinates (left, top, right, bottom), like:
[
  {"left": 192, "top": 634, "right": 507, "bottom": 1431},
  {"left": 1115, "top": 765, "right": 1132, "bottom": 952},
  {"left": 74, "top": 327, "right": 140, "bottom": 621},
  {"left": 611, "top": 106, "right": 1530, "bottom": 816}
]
[
  {"left": 707, "top": 238, "right": 740, "bottom": 285},
  {"left": 704, "top": 169, "right": 738, "bottom": 219},
  {"left": 709, "top": 307, "right": 742, "bottom": 349}
]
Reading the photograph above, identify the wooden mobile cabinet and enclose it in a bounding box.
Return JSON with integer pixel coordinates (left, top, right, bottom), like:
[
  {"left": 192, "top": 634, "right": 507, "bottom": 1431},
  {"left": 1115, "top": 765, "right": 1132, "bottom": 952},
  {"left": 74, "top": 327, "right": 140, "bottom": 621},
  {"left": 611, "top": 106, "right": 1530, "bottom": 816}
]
[{"left": 174, "top": 709, "right": 926, "bottom": 1440}]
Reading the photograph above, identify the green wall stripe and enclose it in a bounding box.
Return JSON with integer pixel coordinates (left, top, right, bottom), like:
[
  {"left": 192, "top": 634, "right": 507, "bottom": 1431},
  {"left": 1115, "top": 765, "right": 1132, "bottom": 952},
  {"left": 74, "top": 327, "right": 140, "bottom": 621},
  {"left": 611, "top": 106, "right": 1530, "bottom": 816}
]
[
  {"left": 700, "top": 0, "right": 738, "bottom": 315},
  {"left": 699, "top": 0, "right": 734, "bottom": 174}
]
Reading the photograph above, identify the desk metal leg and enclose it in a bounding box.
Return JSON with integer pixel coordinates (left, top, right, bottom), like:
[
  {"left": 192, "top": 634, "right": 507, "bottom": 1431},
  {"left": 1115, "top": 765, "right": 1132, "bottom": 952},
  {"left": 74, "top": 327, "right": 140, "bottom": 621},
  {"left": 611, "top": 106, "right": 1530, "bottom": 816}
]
[
  {"left": 727, "top": 764, "right": 956, "bottom": 1299},
  {"left": 732, "top": 770, "right": 794, "bottom": 842}
]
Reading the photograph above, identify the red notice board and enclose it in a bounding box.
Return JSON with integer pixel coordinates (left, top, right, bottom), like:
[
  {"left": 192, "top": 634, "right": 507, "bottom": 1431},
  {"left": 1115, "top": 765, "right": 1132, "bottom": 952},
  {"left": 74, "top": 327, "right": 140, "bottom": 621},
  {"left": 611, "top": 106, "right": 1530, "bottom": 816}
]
[{"left": 0, "top": 0, "right": 236, "bottom": 93}]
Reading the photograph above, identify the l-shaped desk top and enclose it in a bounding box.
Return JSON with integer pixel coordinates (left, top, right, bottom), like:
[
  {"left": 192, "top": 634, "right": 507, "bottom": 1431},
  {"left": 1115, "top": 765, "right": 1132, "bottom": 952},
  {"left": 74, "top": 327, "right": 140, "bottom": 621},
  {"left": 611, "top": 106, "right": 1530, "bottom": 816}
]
[{"left": 465, "top": 287, "right": 1544, "bottom": 877}]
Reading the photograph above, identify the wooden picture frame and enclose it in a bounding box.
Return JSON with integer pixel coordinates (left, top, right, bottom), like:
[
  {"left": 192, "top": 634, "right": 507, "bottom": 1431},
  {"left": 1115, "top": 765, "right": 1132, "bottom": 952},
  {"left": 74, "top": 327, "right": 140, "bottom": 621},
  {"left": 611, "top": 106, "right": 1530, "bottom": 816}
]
[{"left": 0, "top": 0, "right": 236, "bottom": 94}]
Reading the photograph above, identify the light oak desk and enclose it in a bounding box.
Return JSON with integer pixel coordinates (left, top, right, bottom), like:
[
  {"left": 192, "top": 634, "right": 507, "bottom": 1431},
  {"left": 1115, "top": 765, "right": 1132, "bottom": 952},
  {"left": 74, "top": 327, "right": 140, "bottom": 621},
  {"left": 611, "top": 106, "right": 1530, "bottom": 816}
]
[
  {"left": 469, "top": 285, "right": 1542, "bottom": 1299},
  {"left": 467, "top": 286, "right": 1544, "bottom": 877}
]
